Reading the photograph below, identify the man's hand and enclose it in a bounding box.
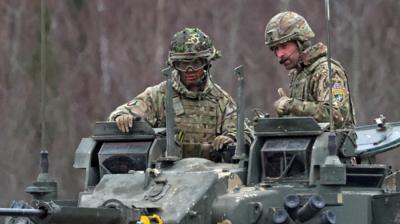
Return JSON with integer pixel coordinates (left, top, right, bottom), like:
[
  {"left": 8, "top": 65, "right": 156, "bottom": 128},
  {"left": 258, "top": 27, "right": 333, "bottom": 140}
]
[
  {"left": 273, "top": 88, "right": 292, "bottom": 115},
  {"left": 212, "top": 135, "right": 234, "bottom": 151},
  {"left": 115, "top": 114, "right": 134, "bottom": 133}
]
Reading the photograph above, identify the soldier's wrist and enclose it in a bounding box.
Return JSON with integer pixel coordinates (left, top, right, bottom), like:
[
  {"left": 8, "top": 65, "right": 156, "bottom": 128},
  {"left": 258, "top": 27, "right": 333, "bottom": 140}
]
[
  {"left": 113, "top": 113, "right": 126, "bottom": 120},
  {"left": 109, "top": 112, "right": 122, "bottom": 121},
  {"left": 115, "top": 111, "right": 142, "bottom": 119}
]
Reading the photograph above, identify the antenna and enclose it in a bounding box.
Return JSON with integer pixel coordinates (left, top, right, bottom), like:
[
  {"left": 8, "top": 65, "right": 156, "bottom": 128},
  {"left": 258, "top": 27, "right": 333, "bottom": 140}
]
[
  {"left": 26, "top": 0, "right": 58, "bottom": 202},
  {"left": 40, "top": 0, "right": 47, "bottom": 151},
  {"left": 325, "top": 0, "right": 338, "bottom": 156},
  {"left": 325, "top": 0, "right": 334, "bottom": 133}
]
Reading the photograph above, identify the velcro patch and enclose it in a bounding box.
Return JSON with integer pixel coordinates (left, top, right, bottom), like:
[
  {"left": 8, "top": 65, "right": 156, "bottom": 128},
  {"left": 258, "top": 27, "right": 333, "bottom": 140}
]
[{"left": 332, "top": 83, "right": 346, "bottom": 103}]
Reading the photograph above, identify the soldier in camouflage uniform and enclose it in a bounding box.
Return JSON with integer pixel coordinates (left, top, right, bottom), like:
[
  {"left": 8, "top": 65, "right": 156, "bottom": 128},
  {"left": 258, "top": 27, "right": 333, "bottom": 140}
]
[
  {"left": 109, "top": 27, "right": 253, "bottom": 160},
  {"left": 265, "top": 11, "right": 355, "bottom": 129}
]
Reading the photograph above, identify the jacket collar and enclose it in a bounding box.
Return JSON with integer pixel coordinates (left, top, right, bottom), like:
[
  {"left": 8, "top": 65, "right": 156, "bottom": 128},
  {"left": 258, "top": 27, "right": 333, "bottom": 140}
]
[{"left": 300, "top": 42, "right": 327, "bottom": 67}]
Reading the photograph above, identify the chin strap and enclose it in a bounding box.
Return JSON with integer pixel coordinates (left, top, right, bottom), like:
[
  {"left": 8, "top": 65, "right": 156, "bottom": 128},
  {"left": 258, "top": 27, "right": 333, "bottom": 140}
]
[
  {"left": 195, "top": 68, "right": 209, "bottom": 87},
  {"left": 197, "top": 63, "right": 212, "bottom": 87}
]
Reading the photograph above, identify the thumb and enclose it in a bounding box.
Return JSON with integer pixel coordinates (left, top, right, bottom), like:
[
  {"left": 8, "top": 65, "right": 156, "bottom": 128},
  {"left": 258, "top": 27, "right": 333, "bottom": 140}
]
[{"left": 277, "top": 88, "right": 287, "bottom": 97}]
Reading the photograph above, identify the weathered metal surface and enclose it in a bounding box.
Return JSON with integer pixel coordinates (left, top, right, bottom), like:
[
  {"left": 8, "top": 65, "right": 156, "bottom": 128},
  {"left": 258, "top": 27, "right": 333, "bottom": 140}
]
[
  {"left": 356, "top": 121, "right": 400, "bottom": 156},
  {"left": 79, "top": 158, "right": 240, "bottom": 223},
  {"left": 254, "top": 117, "right": 323, "bottom": 136}
]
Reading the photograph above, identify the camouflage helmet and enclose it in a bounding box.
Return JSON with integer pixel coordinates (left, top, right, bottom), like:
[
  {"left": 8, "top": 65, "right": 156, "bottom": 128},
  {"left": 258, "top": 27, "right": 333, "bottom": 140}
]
[
  {"left": 168, "top": 27, "right": 221, "bottom": 66},
  {"left": 264, "top": 11, "right": 315, "bottom": 48}
]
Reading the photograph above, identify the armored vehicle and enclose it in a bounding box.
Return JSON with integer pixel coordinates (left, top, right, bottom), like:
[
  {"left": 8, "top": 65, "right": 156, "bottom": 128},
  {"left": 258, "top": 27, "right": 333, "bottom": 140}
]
[{"left": 1, "top": 114, "right": 400, "bottom": 224}]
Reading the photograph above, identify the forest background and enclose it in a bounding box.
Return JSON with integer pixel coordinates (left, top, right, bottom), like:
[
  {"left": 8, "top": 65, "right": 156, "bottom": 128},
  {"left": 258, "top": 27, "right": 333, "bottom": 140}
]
[{"left": 0, "top": 0, "right": 399, "bottom": 207}]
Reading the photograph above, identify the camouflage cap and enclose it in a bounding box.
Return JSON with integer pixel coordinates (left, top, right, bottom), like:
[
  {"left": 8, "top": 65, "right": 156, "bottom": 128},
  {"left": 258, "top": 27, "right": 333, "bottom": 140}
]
[
  {"left": 265, "top": 11, "right": 315, "bottom": 48},
  {"left": 168, "top": 27, "right": 221, "bottom": 65}
]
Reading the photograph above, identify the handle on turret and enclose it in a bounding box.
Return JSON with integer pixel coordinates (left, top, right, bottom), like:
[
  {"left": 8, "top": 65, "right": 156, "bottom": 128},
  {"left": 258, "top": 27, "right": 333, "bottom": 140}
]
[
  {"left": 233, "top": 65, "right": 246, "bottom": 159},
  {"left": 328, "top": 133, "right": 337, "bottom": 156},
  {"left": 161, "top": 67, "right": 180, "bottom": 161}
]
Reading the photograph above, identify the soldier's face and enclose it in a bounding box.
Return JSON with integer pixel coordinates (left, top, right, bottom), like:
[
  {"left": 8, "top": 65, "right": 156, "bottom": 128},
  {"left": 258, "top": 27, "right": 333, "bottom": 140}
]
[
  {"left": 180, "top": 68, "right": 205, "bottom": 88},
  {"left": 274, "top": 41, "right": 300, "bottom": 70}
]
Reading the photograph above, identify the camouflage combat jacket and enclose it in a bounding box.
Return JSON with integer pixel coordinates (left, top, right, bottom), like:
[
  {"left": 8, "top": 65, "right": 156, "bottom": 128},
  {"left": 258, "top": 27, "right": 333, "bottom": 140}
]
[
  {"left": 286, "top": 42, "right": 355, "bottom": 129},
  {"left": 109, "top": 70, "right": 253, "bottom": 158}
]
